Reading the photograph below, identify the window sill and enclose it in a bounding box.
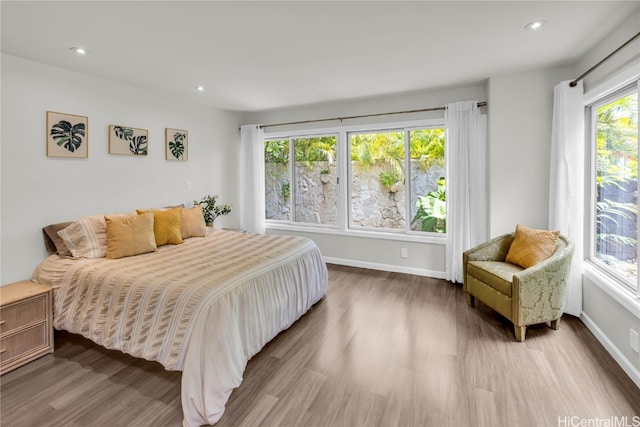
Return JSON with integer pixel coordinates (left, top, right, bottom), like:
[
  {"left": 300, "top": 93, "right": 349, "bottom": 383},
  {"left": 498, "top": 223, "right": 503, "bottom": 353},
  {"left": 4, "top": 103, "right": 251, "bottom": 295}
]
[
  {"left": 265, "top": 222, "right": 447, "bottom": 245},
  {"left": 582, "top": 261, "right": 640, "bottom": 317}
]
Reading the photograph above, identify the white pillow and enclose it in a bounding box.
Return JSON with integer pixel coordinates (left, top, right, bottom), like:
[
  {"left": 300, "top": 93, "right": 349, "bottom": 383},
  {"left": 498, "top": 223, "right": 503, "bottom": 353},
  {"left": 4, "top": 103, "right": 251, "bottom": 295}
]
[{"left": 57, "top": 215, "right": 107, "bottom": 258}]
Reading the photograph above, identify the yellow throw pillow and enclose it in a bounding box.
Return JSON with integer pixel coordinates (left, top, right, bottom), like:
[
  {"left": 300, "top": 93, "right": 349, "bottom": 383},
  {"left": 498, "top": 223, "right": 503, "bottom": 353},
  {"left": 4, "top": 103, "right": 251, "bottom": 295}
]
[
  {"left": 181, "top": 206, "right": 207, "bottom": 239},
  {"left": 136, "top": 207, "right": 183, "bottom": 246},
  {"left": 505, "top": 224, "right": 559, "bottom": 269},
  {"left": 105, "top": 213, "right": 157, "bottom": 259}
]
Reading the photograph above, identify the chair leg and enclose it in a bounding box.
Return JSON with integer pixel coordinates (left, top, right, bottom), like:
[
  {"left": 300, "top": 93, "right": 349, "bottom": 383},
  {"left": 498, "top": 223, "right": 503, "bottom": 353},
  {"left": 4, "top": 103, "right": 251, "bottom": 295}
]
[
  {"left": 550, "top": 317, "right": 561, "bottom": 330},
  {"left": 465, "top": 292, "right": 475, "bottom": 307},
  {"left": 514, "top": 325, "right": 526, "bottom": 342}
]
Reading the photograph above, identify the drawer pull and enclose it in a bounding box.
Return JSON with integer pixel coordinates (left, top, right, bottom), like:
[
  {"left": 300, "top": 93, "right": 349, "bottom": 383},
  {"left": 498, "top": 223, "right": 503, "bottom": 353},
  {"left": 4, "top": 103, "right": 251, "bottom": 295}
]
[
  {"left": 0, "top": 320, "right": 5, "bottom": 325},
  {"left": 0, "top": 348, "right": 5, "bottom": 354}
]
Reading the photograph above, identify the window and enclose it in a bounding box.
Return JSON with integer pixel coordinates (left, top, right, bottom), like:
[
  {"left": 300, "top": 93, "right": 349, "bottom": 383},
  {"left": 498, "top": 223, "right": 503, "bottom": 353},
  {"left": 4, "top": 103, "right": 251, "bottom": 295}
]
[
  {"left": 293, "top": 136, "right": 338, "bottom": 225},
  {"left": 349, "top": 130, "right": 406, "bottom": 230},
  {"left": 409, "top": 129, "right": 446, "bottom": 233},
  {"left": 264, "top": 135, "right": 338, "bottom": 226},
  {"left": 589, "top": 84, "right": 639, "bottom": 292},
  {"left": 264, "top": 119, "right": 446, "bottom": 238},
  {"left": 348, "top": 126, "right": 446, "bottom": 233},
  {"left": 265, "top": 138, "right": 290, "bottom": 221}
]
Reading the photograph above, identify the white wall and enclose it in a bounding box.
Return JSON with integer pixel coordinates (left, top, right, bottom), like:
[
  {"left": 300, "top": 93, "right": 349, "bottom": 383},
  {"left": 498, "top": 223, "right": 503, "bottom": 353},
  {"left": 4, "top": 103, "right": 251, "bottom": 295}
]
[
  {"left": 0, "top": 54, "right": 241, "bottom": 284},
  {"left": 573, "top": 9, "right": 640, "bottom": 94},
  {"left": 571, "top": 10, "right": 640, "bottom": 384},
  {"left": 244, "top": 83, "right": 488, "bottom": 131},
  {"left": 487, "top": 66, "right": 574, "bottom": 236},
  {"left": 583, "top": 275, "right": 640, "bottom": 383}
]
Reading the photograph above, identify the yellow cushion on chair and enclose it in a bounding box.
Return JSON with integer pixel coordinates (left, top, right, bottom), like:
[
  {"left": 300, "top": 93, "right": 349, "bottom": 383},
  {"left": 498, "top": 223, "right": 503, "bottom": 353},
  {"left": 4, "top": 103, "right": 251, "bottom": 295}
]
[
  {"left": 467, "top": 261, "right": 523, "bottom": 297},
  {"left": 505, "top": 224, "right": 559, "bottom": 269}
]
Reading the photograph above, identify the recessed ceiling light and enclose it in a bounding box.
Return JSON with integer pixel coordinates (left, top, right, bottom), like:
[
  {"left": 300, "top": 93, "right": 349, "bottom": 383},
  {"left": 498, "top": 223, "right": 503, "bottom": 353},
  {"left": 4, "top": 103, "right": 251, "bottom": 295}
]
[
  {"left": 525, "top": 20, "right": 548, "bottom": 31},
  {"left": 69, "top": 46, "right": 88, "bottom": 55},
  {"left": 195, "top": 86, "right": 205, "bottom": 92}
]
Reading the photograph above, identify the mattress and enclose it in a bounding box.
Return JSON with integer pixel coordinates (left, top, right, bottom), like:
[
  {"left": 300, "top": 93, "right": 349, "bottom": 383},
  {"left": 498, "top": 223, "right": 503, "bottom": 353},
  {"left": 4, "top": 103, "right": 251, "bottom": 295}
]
[{"left": 32, "top": 229, "right": 328, "bottom": 426}]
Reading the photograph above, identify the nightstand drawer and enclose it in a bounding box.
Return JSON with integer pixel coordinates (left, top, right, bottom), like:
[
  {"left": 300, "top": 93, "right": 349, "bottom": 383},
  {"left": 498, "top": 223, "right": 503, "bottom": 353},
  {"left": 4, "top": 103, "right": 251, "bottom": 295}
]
[
  {"left": 0, "top": 323, "right": 49, "bottom": 365},
  {"left": 0, "top": 281, "right": 53, "bottom": 375},
  {"left": 0, "top": 294, "right": 47, "bottom": 335}
]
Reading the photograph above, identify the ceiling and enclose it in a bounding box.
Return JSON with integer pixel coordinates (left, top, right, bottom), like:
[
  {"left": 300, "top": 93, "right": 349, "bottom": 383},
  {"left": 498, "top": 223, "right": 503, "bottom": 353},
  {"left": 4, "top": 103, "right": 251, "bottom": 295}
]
[{"left": 1, "top": 1, "right": 638, "bottom": 112}]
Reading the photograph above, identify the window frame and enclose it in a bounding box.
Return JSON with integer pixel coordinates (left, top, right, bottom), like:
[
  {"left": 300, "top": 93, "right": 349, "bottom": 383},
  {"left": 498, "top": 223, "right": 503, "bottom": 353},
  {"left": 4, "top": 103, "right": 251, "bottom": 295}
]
[
  {"left": 346, "top": 127, "right": 405, "bottom": 234},
  {"left": 263, "top": 137, "right": 292, "bottom": 224},
  {"left": 264, "top": 118, "right": 447, "bottom": 244},
  {"left": 346, "top": 125, "right": 447, "bottom": 236},
  {"left": 586, "top": 80, "right": 640, "bottom": 295},
  {"left": 263, "top": 132, "right": 340, "bottom": 229}
]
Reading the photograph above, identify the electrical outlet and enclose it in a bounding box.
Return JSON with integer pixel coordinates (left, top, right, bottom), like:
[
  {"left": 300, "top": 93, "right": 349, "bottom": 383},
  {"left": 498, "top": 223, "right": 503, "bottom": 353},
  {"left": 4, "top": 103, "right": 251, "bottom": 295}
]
[
  {"left": 631, "top": 329, "right": 639, "bottom": 353},
  {"left": 186, "top": 181, "right": 192, "bottom": 191},
  {"left": 401, "top": 248, "right": 408, "bottom": 258}
]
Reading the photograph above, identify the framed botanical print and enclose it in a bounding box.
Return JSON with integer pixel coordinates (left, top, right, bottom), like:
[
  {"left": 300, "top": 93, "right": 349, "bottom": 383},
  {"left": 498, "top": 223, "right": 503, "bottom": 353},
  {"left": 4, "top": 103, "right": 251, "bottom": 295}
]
[
  {"left": 166, "top": 128, "right": 188, "bottom": 161},
  {"left": 46, "top": 111, "right": 88, "bottom": 158},
  {"left": 109, "top": 125, "right": 148, "bottom": 156}
]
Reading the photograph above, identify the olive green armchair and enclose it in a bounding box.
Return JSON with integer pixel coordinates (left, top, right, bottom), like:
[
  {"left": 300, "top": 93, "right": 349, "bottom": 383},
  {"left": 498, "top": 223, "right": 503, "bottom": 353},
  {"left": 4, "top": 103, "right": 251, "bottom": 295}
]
[{"left": 463, "top": 233, "right": 574, "bottom": 342}]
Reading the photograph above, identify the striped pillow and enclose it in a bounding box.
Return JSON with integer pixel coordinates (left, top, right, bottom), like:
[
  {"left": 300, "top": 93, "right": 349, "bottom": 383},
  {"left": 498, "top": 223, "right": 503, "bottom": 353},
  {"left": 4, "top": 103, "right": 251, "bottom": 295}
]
[{"left": 57, "top": 215, "right": 107, "bottom": 258}]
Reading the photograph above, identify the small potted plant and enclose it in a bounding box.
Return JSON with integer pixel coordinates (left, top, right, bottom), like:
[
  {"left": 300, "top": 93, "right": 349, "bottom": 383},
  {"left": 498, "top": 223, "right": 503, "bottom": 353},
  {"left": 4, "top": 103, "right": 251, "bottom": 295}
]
[{"left": 193, "top": 194, "right": 231, "bottom": 227}]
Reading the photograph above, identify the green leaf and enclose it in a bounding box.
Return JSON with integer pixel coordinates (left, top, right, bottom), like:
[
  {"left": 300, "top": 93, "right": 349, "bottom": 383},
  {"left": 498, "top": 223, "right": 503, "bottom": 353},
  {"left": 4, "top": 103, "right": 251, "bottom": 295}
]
[
  {"left": 50, "top": 120, "right": 85, "bottom": 152},
  {"left": 114, "top": 126, "right": 134, "bottom": 141},
  {"left": 411, "top": 178, "right": 447, "bottom": 232},
  {"left": 129, "top": 134, "right": 147, "bottom": 155},
  {"left": 169, "top": 136, "right": 185, "bottom": 159},
  {"left": 194, "top": 194, "right": 231, "bottom": 225}
]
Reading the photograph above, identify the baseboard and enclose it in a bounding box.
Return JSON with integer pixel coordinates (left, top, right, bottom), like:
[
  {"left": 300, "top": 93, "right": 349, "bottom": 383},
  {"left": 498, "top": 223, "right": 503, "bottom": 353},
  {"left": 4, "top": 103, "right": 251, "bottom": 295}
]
[
  {"left": 581, "top": 312, "right": 640, "bottom": 389},
  {"left": 323, "top": 256, "right": 446, "bottom": 279}
]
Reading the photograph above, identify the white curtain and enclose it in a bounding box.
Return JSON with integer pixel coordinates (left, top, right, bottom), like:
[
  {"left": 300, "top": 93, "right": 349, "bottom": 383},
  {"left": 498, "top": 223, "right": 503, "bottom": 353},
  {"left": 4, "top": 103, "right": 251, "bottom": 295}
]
[
  {"left": 445, "top": 101, "right": 488, "bottom": 283},
  {"left": 240, "top": 125, "right": 265, "bottom": 234},
  {"left": 549, "top": 81, "right": 584, "bottom": 317}
]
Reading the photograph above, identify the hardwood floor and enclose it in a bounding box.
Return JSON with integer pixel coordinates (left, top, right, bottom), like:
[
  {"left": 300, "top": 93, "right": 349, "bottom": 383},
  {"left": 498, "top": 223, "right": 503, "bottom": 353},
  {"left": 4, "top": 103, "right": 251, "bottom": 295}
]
[{"left": 1, "top": 264, "right": 639, "bottom": 426}]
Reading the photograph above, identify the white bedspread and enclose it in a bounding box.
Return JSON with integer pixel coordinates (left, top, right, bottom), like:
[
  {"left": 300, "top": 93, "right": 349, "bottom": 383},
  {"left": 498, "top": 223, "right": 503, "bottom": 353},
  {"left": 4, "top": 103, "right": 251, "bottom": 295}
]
[{"left": 32, "top": 230, "right": 328, "bottom": 426}]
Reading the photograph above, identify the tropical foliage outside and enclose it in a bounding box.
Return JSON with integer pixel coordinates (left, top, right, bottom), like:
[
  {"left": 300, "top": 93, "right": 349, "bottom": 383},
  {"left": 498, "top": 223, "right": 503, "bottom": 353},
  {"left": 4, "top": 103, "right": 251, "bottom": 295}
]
[
  {"left": 595, "top": 91, "right": 638, "bottom": 285},
  {"left": 413, "top": 176, "right": 446, "bottom": 233},
  {"left": 265, "top": 136, "right": 338, "bottom": 224},
  {"left": 347, "top": 129, "right": 446, "bottom": 231}
]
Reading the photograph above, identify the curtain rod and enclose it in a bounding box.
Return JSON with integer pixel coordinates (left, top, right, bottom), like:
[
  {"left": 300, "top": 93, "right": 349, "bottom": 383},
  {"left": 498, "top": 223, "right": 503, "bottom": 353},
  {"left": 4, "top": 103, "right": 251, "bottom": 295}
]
[
  {"left": 570, "top": 31, "right": 640, "bottom": 87},
  {"left": 259, "top": 101, "right": 487, "bottom": 129}
]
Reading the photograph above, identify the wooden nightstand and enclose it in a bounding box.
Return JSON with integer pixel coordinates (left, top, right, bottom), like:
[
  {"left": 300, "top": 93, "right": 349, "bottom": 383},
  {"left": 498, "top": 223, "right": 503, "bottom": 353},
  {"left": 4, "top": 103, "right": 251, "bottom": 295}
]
[{"left": 0, "top": 281, "right": 53, "bottom": 375}]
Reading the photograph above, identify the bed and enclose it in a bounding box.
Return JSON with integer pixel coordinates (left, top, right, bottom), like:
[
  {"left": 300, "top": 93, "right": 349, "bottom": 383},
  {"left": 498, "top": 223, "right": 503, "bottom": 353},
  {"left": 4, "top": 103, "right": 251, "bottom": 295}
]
[{"left": 33, "top": 218, "right": 328, "bottom": 427}]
